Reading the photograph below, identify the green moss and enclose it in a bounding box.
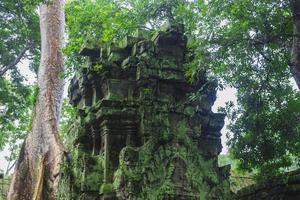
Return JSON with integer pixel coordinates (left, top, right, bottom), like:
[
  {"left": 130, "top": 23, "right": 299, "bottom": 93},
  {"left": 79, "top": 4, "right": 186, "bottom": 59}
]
[
  {"left": 60, "top": 105, "right": 230, "bottom": 199},
  {"left": 111, "top": 119, "right": 231, "bottom": 199},
  {"left": 100, "top": 183, "right": 114, "bottom": 194},
  {"left": 84, "top": 155, "right": 105, "bottom": 191},
  {"left": 184, "top": 106, "right": 196, "bottom": 116},
  {"left": 64, "top": 29, "right": 232, "bottom": 199},
  {"left": 143, "top": 88, "right": 153, "bottom": 96}
]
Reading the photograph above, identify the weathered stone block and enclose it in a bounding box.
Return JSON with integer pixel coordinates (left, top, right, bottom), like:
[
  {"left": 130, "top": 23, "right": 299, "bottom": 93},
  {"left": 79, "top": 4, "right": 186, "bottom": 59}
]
[{"left": 236, "top": 169, "right": 300, "bottom": 200}]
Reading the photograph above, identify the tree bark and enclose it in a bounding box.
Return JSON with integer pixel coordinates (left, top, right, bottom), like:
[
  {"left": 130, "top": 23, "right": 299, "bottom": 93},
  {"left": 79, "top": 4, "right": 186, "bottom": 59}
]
[
  {"left": 7, "top": 0, "right": 65, "bottom": 199},
  {"left": 290, "top": 0, "right": 300, "bottom": 89}
]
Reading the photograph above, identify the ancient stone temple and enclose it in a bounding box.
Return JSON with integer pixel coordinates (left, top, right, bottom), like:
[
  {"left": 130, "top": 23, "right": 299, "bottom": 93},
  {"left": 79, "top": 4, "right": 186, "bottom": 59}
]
[
  {"left": 237, "top": 169, "right": 300, "bottom": 200},
  {"left": 59, "top": 24, "right": 231, "bottom": 200}
]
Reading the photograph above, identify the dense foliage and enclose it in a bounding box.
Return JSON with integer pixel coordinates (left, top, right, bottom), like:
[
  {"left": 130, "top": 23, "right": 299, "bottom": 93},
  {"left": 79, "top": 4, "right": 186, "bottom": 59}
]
[
  {"left": 201, "top": 0, "right": 300, "bottom": 177},
  {"left": 64, "top": 0, "right": 198, "bottom": 72},
  {"left": 64, "top": 0, "right": 300, "bottom": 178},
  {"left": 0, "top": 0, "right": 40, "bottom": 75},
  {"left": 0, "top": 0, "right": 40, "bottom": 164},
  {"left": 1, "top": 0, "right": 299, "bottom": 179}
]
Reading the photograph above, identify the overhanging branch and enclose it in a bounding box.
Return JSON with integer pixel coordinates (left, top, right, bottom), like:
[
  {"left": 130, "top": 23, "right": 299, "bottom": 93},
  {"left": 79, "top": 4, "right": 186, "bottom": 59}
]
[{"left": 0, "top": 44, "right": 31, "bottom": 77}]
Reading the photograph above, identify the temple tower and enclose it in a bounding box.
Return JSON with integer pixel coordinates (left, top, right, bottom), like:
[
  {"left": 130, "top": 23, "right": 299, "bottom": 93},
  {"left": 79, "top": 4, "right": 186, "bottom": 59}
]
[{"left": 61, "top": 23, "right": 231, "bottom": 200}]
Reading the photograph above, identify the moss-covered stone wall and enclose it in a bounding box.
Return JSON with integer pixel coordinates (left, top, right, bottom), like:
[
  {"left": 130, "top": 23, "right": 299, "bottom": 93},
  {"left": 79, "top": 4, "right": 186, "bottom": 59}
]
[
  {"left": 58, "top": 23, "right": 231, "bottom": 200},
  {"left": 236, "top": 169, "right": 300, "bottom": 200}
]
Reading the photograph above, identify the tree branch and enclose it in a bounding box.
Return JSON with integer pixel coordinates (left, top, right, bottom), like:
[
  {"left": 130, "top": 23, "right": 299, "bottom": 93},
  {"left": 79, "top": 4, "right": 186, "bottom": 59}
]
[
  {"left": 290, "top": 0, "right": 300, "bottom": 89},
  {"left": 5, "top": 160, "right": 16, "bottom": 176},
  {"left": 0, "top": 44, "right": 31, "bottom": 77}
]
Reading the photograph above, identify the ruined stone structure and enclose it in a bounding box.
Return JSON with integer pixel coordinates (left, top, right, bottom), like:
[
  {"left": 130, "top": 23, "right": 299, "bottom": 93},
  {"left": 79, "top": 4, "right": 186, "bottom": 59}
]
[
  {"left": 236, "top": 169, "right": 300, "bottom": 200},
  {"left": 59, "top": 24, "right": 231, "bottom": 200}
]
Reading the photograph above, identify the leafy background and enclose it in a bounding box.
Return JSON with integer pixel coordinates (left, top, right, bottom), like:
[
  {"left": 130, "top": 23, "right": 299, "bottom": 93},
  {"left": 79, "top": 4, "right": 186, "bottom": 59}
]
[{"left": 0, "top": 0, "right": 299, "bottom": 182}]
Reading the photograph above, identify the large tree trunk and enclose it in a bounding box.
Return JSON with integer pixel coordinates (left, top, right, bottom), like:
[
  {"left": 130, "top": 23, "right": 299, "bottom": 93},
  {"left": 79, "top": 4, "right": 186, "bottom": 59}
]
[
  {"left": 7, "top": 0, "right": 65, "bottom": 199},
  {"left": 291, "top": 0, "right": 300, "bottom": 89}
]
